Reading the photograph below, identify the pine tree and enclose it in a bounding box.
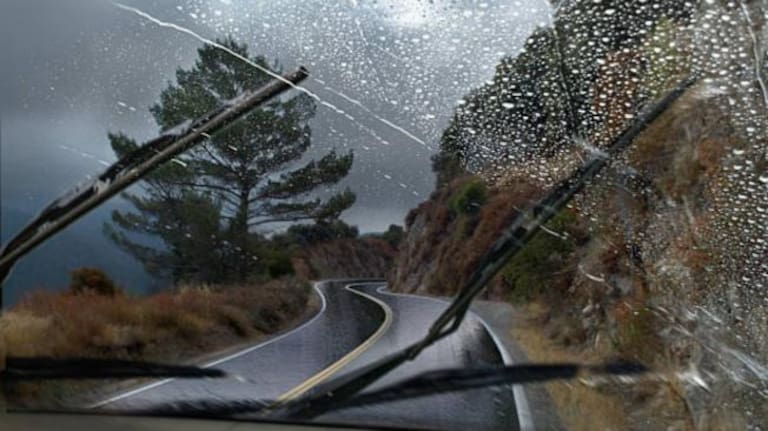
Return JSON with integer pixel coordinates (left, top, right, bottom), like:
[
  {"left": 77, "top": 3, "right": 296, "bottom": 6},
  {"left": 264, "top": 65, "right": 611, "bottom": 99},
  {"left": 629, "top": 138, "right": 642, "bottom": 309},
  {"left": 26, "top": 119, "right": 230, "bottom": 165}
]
[{"left": 105, "top": 37, "right": 354, "bottom": 283}]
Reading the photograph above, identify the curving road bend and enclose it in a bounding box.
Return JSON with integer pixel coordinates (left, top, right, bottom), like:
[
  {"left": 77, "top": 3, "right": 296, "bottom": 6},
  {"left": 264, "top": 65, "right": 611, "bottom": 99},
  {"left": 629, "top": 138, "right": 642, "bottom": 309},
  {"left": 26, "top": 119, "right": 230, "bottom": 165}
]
[
  {"left": 93, "top": 280, "right": 529, "bottom": 431},
  {"left": 319, "top": 284, "right": 524, "bottom": 431}
]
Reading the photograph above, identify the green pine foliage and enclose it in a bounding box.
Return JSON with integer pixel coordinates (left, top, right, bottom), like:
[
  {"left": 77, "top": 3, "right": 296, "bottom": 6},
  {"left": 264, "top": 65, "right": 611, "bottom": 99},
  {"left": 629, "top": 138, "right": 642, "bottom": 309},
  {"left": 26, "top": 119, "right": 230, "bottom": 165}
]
[
  {"left": 380, "top": 224, "right": 405, "bottom": 248},
  {"left": 105, "top": 38, "right": 355, "bottom": 283}
]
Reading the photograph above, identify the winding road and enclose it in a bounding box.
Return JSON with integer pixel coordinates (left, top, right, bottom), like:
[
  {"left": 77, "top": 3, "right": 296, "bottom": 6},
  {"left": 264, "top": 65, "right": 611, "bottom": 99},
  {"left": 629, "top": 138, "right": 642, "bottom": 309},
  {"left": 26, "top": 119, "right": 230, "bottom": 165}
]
[{"left": 93, "top": 280, "right": 532, "bottom": 431}]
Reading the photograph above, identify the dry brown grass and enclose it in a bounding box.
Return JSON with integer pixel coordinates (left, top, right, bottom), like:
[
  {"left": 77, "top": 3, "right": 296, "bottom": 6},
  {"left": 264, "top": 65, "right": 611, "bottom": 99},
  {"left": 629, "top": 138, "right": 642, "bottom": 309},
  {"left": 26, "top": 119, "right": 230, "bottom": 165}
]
[
  {"left": 1, "top": 277, "right": 312, "bottom": 361},
  {"left": 510, "top": 302, "right": 633, "bottom": 431},
  {"left": 510, "top": 302, "right": 709, "bottom": 431}
]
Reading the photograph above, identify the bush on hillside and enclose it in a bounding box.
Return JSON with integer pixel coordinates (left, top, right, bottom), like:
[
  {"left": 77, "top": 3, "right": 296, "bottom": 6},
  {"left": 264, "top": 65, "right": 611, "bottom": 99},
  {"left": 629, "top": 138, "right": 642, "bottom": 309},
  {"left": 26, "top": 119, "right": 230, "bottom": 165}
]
[
  {"left": 449, "top": 179, "right": 488, "bottom": 215},
  {"left": 5, "top": 277, "right": 312, "bottom": 361},
  {"left": 380, "top": 224, "right": 405, "bottom": 248},
  {"left": 68, "top": 267, "right": 122, "bottom": 297},
  {"left": 262, "top": 249, "right": 295, "bottom": 278}
]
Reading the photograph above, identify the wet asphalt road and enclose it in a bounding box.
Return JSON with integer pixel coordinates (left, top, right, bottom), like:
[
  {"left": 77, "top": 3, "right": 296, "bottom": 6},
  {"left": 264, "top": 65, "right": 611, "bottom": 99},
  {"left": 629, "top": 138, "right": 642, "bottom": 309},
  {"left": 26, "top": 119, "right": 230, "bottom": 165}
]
[
  {"left": 96, "top": 281, "right": 523, "bottom": 431},
  {"left": 320, "top": 283, "right": 521, "bottom": 431}
]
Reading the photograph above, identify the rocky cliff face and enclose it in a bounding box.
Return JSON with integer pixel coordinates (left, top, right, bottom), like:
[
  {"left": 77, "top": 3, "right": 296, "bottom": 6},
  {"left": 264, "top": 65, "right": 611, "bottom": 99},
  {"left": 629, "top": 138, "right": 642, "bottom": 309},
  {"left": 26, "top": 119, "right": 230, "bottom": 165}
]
[{"left": 386, "top": 0, "right": 768, "bottom": 425}]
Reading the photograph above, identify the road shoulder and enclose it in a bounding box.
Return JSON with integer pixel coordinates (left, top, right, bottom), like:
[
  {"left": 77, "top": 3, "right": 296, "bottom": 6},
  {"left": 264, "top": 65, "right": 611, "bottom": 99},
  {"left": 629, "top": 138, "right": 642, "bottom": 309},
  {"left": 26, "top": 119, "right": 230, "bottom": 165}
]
[{"left": 471, "top": 300, "right": 566, "bottom": 431}]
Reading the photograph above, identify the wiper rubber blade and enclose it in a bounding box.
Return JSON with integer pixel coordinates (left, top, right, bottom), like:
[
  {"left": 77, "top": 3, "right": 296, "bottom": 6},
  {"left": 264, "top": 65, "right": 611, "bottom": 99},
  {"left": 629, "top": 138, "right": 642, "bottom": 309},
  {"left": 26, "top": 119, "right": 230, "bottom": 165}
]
[
  {"left": 324, "top": 362, "right": 647, "bottom": 411},
  {"left": 267, "top": 75, "right": 698, "bottom": 420},
  {"left": 123, "top": 361, "right": 645, "bottom": 419},
  {"left": 2, "top": 357, "right": 225, "bottom": 380}
]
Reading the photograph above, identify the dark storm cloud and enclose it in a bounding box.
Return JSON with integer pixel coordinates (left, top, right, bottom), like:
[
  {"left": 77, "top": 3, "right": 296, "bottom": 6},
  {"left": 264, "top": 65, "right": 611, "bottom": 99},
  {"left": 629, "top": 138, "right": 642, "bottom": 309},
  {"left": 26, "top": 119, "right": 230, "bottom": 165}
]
[
  {"left": 0, "top": 0, "right": 548, "bottom": 230},
  {"left": 0, "top": 0, "right": 204, "bottom": 211}
]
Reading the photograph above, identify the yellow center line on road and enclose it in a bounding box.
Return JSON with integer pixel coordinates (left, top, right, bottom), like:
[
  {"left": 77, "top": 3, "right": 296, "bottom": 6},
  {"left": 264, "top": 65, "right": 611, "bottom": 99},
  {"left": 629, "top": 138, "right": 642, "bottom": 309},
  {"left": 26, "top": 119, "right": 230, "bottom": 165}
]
[{"left": 269, "top": 284, "right": 393, "bottom": 407}]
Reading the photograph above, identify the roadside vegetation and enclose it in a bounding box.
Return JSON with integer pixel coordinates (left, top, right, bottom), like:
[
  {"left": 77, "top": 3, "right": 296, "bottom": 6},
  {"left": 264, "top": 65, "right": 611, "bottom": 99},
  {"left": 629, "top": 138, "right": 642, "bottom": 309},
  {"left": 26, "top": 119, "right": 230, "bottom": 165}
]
[
  {"left": 4, "top": 269, "right": 312, "bottom": 359},
  {"left": 0, "top": 268, "right": 314, "bottom": 405}
]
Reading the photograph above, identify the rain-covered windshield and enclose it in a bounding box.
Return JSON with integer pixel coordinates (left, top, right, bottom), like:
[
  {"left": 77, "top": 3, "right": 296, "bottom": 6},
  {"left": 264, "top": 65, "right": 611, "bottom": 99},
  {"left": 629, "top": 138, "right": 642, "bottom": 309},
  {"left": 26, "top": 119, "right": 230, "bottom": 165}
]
[{"left": 1, "top": 1, "right": 767, "bottom": 430}]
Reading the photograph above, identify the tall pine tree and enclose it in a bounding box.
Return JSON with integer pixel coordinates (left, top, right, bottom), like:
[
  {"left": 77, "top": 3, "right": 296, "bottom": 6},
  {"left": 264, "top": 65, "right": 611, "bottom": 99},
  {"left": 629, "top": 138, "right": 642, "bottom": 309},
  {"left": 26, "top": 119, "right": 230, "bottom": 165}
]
[{"left": 105, "top": 38, "right": 354, "bottom": 283}]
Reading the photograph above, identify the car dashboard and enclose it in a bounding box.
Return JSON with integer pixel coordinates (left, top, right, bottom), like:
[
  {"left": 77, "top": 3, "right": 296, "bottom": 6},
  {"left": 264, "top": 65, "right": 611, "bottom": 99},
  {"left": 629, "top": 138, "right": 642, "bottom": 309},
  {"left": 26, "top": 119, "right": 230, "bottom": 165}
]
[{"left": 2, "top": 412, "right": 398, "bottom": 431}]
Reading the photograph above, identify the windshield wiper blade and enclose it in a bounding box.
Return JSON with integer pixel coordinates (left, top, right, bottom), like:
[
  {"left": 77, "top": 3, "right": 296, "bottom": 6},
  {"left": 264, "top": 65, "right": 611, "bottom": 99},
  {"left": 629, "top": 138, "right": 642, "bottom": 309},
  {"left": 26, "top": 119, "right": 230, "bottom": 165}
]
[
  {"left": 316, "top": 361, "right": 647, "bottom": 411},
  {"left": 116, "top": 361, "right": 645, "bottom": 419},
  {"left": 267, "top": 76, "right": 698, "bottom": 421},
  {"left": 1, "top": 357, "right": 225, "bottom": 380},
  {"left": 0, "top": 67, "right": 309, "bottom": 305}
]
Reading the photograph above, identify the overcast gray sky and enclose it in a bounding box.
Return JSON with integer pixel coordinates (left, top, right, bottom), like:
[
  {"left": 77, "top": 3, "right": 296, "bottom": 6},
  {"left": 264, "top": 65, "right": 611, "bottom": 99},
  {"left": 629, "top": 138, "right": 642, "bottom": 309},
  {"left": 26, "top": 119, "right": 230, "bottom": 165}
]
[{"left": 0, "top": 0, "right": 549, "bottom": 232}]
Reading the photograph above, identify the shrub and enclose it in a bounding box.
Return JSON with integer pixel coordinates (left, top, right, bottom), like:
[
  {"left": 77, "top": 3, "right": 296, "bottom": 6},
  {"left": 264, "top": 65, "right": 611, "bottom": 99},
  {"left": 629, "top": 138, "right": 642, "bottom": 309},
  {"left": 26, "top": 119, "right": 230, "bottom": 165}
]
[
  {"left": 68, "top": 267, "right": 122, "bottom": 297},
  {"left": 449, "top": 179, "right": 488, "bottom": 215},
  {"left": 216, "top": 305, "right": 254, "bottom": 337},
  {"left": 0, "top": 312, "right": 52, "bottom": 357},
  {"left": 380, "top": 224, "right": 405, "bottom": 248},
  {"left": 500, "top": 209, "right": 579, "bottom": 303},
  {"left": 263, "top": 249, "right": 295, "bottom": 278},
  {"left": 280, "top": 220, "right": 359, "bottom": 246}
]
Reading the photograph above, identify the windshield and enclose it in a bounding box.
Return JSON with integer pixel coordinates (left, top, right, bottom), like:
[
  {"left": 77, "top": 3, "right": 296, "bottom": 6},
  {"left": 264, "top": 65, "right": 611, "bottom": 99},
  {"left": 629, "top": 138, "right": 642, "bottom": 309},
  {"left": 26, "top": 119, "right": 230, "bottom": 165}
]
[{"left": 1, "top": 1, "right": 767, "bottom": 430}]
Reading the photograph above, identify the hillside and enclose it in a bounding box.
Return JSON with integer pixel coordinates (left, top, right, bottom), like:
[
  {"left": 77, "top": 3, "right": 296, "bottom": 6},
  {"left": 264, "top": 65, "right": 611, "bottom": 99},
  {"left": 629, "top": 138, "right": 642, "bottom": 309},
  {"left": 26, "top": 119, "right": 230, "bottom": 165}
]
[
  {"left": 387, "top": 1, "right": 768, "bottom": 428},
  {"left": 391, "top": 81, "right": 766, "bottom": 430},
  {"left": 293, "top": 237, "right": 398, "bottom": 280},
  {"left": 391, "top": 176, "right": 553, "bottom": 299}
]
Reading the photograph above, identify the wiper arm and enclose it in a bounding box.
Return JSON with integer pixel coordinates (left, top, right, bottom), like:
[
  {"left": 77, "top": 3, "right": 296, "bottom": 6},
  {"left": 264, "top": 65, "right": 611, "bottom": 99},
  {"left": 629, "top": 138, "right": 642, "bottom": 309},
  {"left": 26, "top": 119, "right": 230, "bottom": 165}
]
[
  {"left": 117, "top": 361, "right": 646, "bottom": 418},
  {"left": 1, "top": 357, "right": 225, "bottom": 380},
  {"left": 267, "top": 76, "right": 698, "bottom": 420},
  {"left": 0, "top": 67, "right": 310, "bottom": 306}
]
